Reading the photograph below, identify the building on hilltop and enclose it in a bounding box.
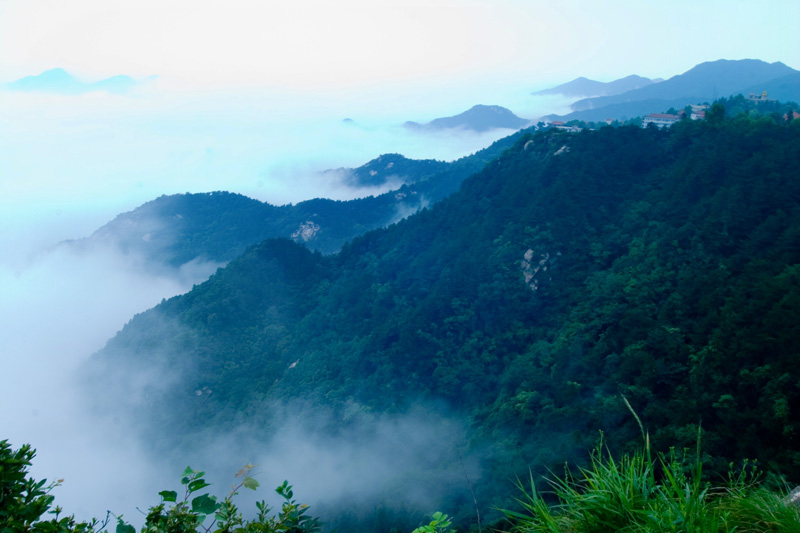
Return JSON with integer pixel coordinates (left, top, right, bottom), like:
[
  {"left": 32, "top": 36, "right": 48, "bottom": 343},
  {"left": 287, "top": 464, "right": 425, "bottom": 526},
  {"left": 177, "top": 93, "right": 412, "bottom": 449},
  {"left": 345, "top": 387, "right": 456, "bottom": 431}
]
[
  {"left": 643, "top": 113, "right": 681, "bottom": 128},
  {"left": 690, "top": 104, "right": 709, "bottom": 120},
  {"left": 548, "top": 120, "right": 583, "bottom": 132},
  {"left": 747, "top": 91, "right": 774, "bottom": 103}
]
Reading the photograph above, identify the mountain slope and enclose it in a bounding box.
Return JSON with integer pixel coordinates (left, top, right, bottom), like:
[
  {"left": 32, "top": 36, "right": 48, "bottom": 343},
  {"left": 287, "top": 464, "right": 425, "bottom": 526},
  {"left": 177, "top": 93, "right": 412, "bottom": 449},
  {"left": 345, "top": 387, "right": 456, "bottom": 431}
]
[
  {"left": 323, "top": 153, "right": 450, "bottom": 187},
  {"left": 740, "top": 71, "right": 800, "bottom": 103},
  {"left": 6, "top": 68, "right": 138, "bottom": 94},
  {"left": 572, "top": 59, "right": 795, "bottom": 110},
  {"left": 73, "top": 132, "right": 523, "bottom": 267},
  {"left": 547, "top": 59, "right": 799, "bottom": 121},
  {"left": 87, "top": 112, "right": 800, "bottom": 529},
  {"left": 405, "top": 104, "right": 530, "bottom": 132},
  {"left": 533, "top": 74, "right": 658, "bottom": 97}
]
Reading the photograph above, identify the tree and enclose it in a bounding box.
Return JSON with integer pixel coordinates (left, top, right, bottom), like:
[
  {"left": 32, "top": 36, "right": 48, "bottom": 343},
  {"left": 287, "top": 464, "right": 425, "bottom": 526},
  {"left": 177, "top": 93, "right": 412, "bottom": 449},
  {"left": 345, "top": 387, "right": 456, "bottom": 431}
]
[
  {"left": 1, "top": 440, "right": 321, "bottom": 533},
  {"left": 0, "top": 439, "right": 99, "bottom": 532},
  {"left": 707, "top": 102, "right": 726, "bottom": 125}
]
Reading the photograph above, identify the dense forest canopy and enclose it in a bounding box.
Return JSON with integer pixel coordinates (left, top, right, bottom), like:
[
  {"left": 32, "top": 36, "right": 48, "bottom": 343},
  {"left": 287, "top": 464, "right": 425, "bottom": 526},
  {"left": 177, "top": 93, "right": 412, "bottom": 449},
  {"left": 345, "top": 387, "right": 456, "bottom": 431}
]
[{"left": 77, "top": 102, "right": 800, "bottom": 531}]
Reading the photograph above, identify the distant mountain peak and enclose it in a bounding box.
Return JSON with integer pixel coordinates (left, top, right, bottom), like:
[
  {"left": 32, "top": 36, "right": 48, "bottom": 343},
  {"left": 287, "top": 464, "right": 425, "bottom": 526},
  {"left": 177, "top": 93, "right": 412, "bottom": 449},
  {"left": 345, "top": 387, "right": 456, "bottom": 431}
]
[
  {"left": 676, "top": 58, "right": 793, "bottom": 83},
  {"left": 534, "top": 74, "right": 658, "bottom": 98},
  {"left": 33, "top": 67, "right": 72, "bottom": 79},
  {"left": 8, "top": 68, "right": 78, "bottom": 91},
  {"left": 542, "top": 59, "right": 800, "bottom": 122},
  {"left": 5, "top": 68, "right": 140, "bottom": 94},
  {"left": 324, "top": 152, "right": 450, "bottom": 188},
  {"left": 547, "top": 58, "right": 800, "bottom": 121},
  {"left": 405, "top": 104, "right": 530, "bottom": 133}
]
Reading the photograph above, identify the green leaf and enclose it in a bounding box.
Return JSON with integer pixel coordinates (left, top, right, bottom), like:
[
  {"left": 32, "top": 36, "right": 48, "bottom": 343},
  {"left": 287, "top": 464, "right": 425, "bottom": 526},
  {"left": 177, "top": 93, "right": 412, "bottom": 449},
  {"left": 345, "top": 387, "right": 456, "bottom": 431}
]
[
  {"left": 181, "top": 466, "right": 194, "bottom": 485},
  {"left": 276, "top": 480, "right": 293, "bottom": 500},
  {"left": 158, "top": 490, "right": 178, "bottom": 502},
  {"left": 191, "top": 493, "right": 220, "bottom": 515},
  {"left": 116, "top": 522, "right": 136, "bottom": 533},
  {"left": 188, "top": 479, "right": 211, "bottom": 493},
  {"left": 243, "top": 476, "right": 260, "bottom": 490}
]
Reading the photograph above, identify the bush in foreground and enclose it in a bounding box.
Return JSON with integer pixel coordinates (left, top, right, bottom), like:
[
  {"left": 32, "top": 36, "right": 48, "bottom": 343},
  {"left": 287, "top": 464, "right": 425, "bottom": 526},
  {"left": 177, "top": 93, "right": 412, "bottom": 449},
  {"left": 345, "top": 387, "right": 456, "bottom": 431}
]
[
  {"left": 8, "top": 434, "right": 800, "bottom": 533},
  {"left": 0, "top": 439, "right": 320, "bottom": 533},
  {"left": 501, "top": 432, "right": 800, "bottom": 533}
]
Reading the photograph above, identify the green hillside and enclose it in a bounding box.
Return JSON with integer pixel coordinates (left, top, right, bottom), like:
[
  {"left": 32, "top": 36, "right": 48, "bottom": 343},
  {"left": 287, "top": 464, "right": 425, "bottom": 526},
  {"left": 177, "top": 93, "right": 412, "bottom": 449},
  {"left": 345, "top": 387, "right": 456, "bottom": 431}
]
[
  {"left": 76, "top": 135, "right": 522, "bottom": 268},
  {"left": 86, "top": 108, "right": 800, "bottom": 530}
]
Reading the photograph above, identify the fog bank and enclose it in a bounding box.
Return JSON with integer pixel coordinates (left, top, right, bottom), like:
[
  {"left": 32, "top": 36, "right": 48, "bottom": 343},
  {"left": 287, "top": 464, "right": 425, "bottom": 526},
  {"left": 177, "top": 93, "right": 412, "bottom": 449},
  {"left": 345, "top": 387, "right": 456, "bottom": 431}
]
[{"left": 0, "top": 241, "right": 212, "bottom": 522}]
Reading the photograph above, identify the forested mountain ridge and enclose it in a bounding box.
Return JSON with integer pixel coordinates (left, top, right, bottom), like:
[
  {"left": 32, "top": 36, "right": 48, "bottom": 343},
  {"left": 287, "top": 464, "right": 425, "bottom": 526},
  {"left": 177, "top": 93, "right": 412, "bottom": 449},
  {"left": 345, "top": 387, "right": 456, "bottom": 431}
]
[
  {"left": 72, "top": 134, "right": 523, "bottom": 267},
  {"left": 324, "top": 153, "right": 450, "bottom": 187},
  {"left": 87, "top": 109, "right": 800, "bottom": 530}
]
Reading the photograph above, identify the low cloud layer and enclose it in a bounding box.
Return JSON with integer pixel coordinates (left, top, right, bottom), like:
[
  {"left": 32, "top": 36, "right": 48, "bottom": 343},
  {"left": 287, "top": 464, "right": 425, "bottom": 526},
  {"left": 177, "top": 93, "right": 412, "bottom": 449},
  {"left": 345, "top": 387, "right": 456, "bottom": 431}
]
[
  {"left": 0, "top": 80, "right": 572, "bottom": 219},
  {"left": 0, "top": 239, "right": 212, "bottom": 523},
  {"left": 126, "top": 400, "right": 480, "bottom": 530},
  {"left": 0, "top": 196, "right": 481, "bottom": 529}
]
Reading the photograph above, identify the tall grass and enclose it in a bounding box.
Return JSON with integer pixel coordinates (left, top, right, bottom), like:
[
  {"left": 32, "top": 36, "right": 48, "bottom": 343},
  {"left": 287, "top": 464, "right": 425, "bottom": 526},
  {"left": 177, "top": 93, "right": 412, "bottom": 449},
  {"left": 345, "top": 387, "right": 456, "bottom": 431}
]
[{"left": 502, "top": 420, "right": 800, "bottom": 532}]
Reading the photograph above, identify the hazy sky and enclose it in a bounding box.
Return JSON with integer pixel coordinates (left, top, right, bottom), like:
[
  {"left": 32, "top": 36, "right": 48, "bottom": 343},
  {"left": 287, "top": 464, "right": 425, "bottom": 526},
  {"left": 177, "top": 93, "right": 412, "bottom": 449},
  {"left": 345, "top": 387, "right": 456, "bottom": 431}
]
[{"left": 1, "top": 0, "right": 797, "bottom": 90}]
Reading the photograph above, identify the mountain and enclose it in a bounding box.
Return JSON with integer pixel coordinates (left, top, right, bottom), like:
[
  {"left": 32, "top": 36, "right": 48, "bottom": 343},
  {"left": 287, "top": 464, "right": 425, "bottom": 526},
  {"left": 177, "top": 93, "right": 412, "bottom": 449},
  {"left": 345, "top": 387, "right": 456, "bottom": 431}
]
[
  {"left": 740, "top": 71, "right": 800, "bottom": 103},
  {"left": 533, "top": 74, "right": 659, "bottom": 97},
  {"left": 5, "top": 68, "right": 138, "bottom": 94},
  {"left": 71, "top": 132, "right": 524, "bottom": 267},
  {"left": 86, "top": 110, "right": 800, "bottom": 530},
  {"left": 324, "top": 153, "right": 450, "bottom": 187},
  {"left": 6, "top": 68, "right": 81, "bottom": 92},
  {"left": 405, "top": 104, "right": 530, "bottom": 132},
  {"left": 546, "top": 59, "right": 800, "bottom": 121},
  {"left": 571, "top": 59, "right": 796, "bottom": 111}
]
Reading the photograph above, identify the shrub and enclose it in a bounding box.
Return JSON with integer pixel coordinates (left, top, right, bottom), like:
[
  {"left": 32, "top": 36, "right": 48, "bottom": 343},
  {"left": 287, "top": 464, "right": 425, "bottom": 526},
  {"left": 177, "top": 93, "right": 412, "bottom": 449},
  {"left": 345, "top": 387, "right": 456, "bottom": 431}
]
[
  {"left": 500, "top": 433, "right": 800, "bottom": 533},
  {"left": 0, "top": 439, "right": 100, "bottom": 532},
  {"left": 1, "top": 439, "right": 320, "bottom": 533}
]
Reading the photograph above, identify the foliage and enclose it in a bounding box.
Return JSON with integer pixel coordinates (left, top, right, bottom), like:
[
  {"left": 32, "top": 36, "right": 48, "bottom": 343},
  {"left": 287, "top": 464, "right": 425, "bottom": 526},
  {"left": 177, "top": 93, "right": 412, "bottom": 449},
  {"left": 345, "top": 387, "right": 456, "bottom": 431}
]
[
  {"left": 117, "top": 465, "right": 320, "bottom": 533},
  {"left": 411, "top": 511, "right": 453, "bottom": 533},
  {"left": 501, "top": 434, "right": 800, "bottom": 533},
  {"left": 0, "top": 439, "right": 101, "bottom": 533},
  {"left": 1, "top": 439, "right": 320, "bottom": 533}
]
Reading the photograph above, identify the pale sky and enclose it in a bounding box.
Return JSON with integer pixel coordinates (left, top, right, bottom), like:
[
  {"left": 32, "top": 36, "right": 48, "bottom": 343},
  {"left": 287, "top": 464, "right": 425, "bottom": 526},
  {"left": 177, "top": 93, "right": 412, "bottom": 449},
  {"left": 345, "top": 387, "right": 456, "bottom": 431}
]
[{"left": 1, "top": 0, "right": 797, "bottom": 91}]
